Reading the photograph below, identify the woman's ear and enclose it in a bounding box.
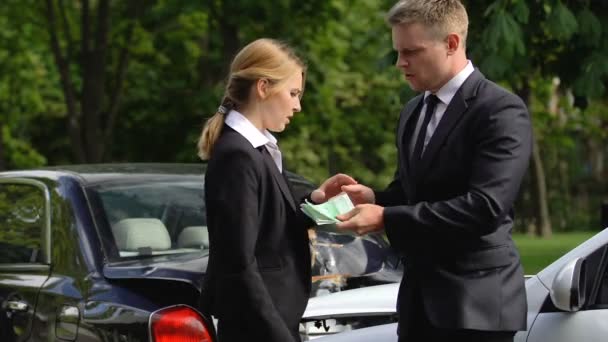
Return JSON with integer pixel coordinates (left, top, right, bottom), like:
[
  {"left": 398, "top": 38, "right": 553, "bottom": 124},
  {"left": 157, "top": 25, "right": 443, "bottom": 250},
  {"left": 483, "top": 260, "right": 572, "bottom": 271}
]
[{"left": 255, "top": 78, "right": 269, "bottom": 99}]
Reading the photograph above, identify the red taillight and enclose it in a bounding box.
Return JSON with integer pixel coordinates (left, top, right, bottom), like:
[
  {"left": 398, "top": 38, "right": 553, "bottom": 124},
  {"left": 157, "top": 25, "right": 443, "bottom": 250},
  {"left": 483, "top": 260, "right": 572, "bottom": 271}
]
[{"left": 150, "top": 305, "right": 213, "bottom": 342}]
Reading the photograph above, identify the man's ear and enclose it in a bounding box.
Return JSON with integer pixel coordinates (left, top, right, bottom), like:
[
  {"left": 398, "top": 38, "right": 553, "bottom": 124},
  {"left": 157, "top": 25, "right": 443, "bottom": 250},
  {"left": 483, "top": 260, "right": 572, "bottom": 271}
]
[
  {"left": 255, "top": 78, "right": 269, "bottom": 99},
  {"left": 445, "top": 33, "right": 460, "bottom": 55}
]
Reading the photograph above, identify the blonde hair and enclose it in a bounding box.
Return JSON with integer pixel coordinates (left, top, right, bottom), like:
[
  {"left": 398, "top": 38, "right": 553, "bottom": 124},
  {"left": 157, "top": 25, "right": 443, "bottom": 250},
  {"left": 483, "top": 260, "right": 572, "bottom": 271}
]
[
  {"left": 386, "top": 0, "right": 468, "bottom": 48},
  {"left": 197, "top": 38, "right": 306, "bottom": 160}
]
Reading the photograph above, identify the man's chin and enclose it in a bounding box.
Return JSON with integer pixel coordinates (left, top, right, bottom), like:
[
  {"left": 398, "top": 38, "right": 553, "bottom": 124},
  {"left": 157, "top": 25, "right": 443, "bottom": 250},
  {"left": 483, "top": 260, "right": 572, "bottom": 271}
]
[
  {"left": 268, "top": 125, "right": 286, "bottom": 133},
  {"left": 407, "top": 81, "right": 422, "bottom": 92}
]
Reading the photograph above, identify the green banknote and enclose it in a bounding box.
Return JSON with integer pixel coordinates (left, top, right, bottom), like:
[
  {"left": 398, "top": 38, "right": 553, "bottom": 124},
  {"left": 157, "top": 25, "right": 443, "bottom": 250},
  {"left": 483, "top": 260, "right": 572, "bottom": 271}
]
[{"left": 300, "top": 192, "right": 355, "bottom": 225}]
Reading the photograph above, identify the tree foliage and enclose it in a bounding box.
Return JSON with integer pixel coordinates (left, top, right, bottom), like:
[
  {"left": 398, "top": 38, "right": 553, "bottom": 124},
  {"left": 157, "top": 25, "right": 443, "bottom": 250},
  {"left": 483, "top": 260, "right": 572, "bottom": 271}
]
[
  {"left": 0, "top": 0, "right": 606, "bottom": 233},
  {"left": 0, "top": 0, "right": 51, "bottom": 169}
]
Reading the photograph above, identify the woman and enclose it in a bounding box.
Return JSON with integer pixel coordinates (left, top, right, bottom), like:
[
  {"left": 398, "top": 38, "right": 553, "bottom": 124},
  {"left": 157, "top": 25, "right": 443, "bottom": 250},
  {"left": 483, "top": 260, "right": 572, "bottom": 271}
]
[{"left": 198, "top": 38, "right": 354, "bottom": 342}]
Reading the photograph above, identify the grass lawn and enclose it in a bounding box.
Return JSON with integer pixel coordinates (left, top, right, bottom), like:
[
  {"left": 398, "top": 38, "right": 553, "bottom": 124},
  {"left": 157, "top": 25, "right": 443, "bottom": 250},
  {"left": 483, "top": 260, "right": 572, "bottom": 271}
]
[{"left": 513, "top": 231, "right": 599, "bottom": 275}]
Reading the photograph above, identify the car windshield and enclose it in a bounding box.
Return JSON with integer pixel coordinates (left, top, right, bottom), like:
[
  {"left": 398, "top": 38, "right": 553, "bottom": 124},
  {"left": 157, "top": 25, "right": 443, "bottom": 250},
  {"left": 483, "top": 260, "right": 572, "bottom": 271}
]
[{"left": 88, "top": 175, "right": 207, "bottom": 259}]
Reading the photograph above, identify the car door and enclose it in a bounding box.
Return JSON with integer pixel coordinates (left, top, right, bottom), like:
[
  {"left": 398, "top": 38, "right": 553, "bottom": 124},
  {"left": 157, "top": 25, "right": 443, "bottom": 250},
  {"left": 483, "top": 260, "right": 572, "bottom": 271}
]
[
  {"left": 527, "top": 244, "right": 608, "bottom": 342},
  {"left": 0, "top": 179, "right": 51, "bottom": 342}
]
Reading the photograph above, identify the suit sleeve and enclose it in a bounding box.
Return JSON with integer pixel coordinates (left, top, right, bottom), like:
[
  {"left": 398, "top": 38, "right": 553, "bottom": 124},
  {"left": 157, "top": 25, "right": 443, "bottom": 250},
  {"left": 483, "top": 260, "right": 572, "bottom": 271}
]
[
  {"left": 384, "top": 93, "right": 532, "bottom": 241},
  {"left": 298, "top": 192, "right": 317, "bottom": 229},
  {"left": 375, "top": 100, "right": 417, "bottom": 207},
  {"left": 211, "top": 149, "right": 296, "bottom": 341}
]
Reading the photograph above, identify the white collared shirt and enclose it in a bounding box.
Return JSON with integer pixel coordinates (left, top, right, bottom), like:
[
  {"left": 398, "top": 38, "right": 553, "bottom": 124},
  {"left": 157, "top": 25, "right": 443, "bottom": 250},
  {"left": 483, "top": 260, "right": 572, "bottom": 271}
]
[
  {"left": 225, "top": 110, "right": 283, "bottom": 172},
  {"left": 412, "top": 61, "right": 475, "bottom": 155}
]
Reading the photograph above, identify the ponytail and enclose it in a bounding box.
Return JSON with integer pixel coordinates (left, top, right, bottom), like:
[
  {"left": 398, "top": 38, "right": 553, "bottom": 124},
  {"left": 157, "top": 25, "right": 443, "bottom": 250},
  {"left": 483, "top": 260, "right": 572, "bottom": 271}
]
[
  {"left": 197, "top": 99, "right": 235, "bottom": 160},
  {"left": 197, "top": 112, "right": 224, "bottom": 160}
]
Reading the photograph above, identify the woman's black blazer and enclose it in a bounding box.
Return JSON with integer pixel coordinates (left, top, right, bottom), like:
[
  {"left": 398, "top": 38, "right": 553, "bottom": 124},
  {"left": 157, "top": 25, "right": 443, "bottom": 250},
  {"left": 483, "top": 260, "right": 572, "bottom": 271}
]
[{"left": 201, "top": 125, "right": 311, "bottom": 342}]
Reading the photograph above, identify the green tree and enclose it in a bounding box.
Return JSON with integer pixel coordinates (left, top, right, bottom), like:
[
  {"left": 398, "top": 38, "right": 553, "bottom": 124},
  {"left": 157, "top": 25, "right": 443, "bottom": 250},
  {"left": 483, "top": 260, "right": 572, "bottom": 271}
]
[
  {"left": 465, "top": 0, "right": 608, "bottom": 236},
  {"left": 281, "top": 0, "right": 405, "bottom": 187},
  {"left": 42, "top": 0, "right": 150, "bottom": 162},
  {"left": 1, "top": 0, "right": 606, "bottom": 235},
  {"left": 0, "top": 0, "right": 51, "bottom": 170}
]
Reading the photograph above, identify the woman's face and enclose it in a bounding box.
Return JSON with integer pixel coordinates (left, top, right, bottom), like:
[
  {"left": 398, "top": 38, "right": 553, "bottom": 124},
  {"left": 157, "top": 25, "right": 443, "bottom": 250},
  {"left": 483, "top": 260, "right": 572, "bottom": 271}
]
[{"left": 261, "top": 70, "right": 303, "bottom": 132}]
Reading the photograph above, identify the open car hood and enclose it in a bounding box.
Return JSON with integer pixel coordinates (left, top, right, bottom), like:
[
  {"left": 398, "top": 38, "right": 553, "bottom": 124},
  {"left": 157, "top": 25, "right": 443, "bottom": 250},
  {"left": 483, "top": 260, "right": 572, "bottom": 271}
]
[{"left": 303, "top": 283, "right": 398, "bottom": 320}]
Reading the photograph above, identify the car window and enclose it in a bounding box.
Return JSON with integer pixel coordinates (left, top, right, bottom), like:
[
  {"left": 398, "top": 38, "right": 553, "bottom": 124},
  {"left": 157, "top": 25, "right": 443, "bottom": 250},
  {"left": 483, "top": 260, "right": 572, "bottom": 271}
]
[
  {"left": 592, "top": 246, "right": 608, "bottom": 307},
  {"left": 89, "top": 178, "right": 207, "bottom": 259},
  {"left": 0, "top": 182, "right": 47, "bottom": 264},
  {"left": 597, "top": 271, "right": 608, "bottom": 306}
]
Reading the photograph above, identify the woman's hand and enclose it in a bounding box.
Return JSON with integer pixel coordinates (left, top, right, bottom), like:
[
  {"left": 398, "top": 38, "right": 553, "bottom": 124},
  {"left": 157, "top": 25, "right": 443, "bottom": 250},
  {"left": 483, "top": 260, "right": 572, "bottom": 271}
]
[{"left": 310, "top": 173, "right": 357, "bottom": 203}]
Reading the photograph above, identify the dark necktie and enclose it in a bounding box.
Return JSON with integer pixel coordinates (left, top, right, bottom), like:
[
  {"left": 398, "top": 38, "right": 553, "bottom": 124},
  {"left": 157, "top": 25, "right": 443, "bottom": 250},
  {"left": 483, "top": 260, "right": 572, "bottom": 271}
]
[{"left": 411, "top": 94, "right": 439, "bottom": 164}]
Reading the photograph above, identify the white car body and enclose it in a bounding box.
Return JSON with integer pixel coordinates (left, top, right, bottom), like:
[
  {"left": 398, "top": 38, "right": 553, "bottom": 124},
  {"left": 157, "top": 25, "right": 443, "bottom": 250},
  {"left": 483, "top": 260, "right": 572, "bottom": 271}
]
[
  {"left": 304, "top": 283, "right": 399, "bottom": 319},
  {"left": 301, "top": 283, "right": 399, "bottom": 339},
  {"left": 302, "top": 228, "right": 608, "bottom": 342}
]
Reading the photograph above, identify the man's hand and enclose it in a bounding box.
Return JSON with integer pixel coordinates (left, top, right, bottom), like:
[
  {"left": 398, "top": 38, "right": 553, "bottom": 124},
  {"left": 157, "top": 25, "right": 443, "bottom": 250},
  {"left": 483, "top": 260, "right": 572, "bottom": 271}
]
[
  {"left": 336, "top": 204, "right": 384, "bottom": 235},
  {"left": 341, "top": 184, "right": 375, "bottom": 205},
  {"left": 311, "top": 173, "right": 357, "bottom": 203}
]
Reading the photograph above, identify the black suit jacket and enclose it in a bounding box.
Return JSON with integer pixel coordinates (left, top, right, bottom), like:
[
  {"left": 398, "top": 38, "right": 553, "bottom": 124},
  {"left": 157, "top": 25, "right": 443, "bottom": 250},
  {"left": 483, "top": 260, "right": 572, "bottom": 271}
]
[
  {"left": 376, "top": 69, "right": 531, "bottom": 333},
  {"left": 201, "top": 125, "right": 311, "bottom": 342}
]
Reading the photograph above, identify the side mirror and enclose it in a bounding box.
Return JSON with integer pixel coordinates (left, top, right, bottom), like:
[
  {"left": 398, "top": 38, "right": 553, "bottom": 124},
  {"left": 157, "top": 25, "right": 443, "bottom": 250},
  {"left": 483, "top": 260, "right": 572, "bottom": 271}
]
[{"left": 550, "top": 257, "right": 586, "bottom": 312}]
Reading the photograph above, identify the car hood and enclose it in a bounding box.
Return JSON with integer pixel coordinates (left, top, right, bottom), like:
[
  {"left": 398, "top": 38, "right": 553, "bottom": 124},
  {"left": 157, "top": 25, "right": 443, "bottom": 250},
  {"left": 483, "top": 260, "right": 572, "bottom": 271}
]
[
  {"left": 103, "top": 253, "right": 208, "bottom": 290},
  {"left": 303, "top": 283, "right": 399, "bottom": 320},
  {"left": 304, "top": 276, "right": 537, "bottom": 321}
]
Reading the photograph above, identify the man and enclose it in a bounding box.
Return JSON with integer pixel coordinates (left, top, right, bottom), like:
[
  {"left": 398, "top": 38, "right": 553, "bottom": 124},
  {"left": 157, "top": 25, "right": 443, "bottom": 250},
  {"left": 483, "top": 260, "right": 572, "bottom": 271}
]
[{"left": 333, "top": 0, "right": 532, "bottom": 341}]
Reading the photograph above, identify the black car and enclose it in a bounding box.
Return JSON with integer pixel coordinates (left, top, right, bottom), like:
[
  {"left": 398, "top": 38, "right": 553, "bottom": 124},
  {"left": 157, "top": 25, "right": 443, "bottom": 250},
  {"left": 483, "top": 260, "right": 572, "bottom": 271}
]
[{"left": 0, "top": 164, "right": 401, "bottom": 341}]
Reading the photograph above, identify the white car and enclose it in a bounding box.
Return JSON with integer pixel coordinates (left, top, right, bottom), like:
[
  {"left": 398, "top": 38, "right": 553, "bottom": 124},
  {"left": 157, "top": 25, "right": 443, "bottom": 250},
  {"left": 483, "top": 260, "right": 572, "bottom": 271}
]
[
  {"left": 301, "top": 283, "right": 399, "bottom": 339},
  {"left": 302, "top": 228, "right": 608, "bottom": 342}
]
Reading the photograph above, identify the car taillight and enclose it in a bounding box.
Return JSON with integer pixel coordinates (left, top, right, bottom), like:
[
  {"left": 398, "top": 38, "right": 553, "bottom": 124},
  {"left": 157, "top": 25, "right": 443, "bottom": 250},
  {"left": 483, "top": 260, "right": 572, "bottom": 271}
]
[{"left": 150, "top": 305, "right": 213, "bottom": 342}]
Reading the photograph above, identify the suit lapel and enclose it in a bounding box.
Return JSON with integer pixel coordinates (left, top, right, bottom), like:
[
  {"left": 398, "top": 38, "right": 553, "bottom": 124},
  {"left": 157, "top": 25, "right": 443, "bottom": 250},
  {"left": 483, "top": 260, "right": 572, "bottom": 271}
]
[
  {"left": 396, "top": 96, "right": 424, "bottom": 200},
  {"left": 258, "top": 147, "right": 297, "bottom": 212},
  {"left": 414, "top": 70, "right": 484, "bottom": 181},
  {"left": 398, "top": 96, "right": 424, "bottom": 177}
]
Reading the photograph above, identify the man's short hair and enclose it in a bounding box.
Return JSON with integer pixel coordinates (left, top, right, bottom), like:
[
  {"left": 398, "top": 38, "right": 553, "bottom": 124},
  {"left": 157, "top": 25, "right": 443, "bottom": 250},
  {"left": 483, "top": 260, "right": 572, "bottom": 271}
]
[{"left": 386, "top": 0, "right": 468, "bottom": 46}]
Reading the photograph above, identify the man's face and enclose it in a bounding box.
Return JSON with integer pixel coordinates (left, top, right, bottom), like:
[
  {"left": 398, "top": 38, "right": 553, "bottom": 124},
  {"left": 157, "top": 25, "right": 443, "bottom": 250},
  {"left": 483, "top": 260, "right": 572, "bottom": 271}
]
[{"left": 392, "top": 22, "right": 450, "bottom": 93}]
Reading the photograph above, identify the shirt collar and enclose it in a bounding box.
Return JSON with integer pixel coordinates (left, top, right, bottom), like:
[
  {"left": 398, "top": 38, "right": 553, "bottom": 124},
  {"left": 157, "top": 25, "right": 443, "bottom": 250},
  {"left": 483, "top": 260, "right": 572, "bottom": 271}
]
[
  {"left": 224, "top": 110, "right": 278, "bottom": 148},
  {"left": 425, "top": 60, "right": 475, "bottom": 104}
]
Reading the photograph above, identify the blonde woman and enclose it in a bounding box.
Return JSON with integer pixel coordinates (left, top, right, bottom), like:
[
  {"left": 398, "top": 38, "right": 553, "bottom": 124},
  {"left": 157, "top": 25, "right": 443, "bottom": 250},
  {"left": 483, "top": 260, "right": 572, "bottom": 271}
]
[{"left": 198, "top": 38, "right": 355, "bottom": 342}]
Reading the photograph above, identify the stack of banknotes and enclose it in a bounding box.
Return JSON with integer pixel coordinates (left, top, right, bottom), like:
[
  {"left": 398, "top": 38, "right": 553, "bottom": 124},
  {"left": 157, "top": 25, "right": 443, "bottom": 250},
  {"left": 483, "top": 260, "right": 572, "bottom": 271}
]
[{"left": 300, "top": 192, "right": 355, "bottom": 225}]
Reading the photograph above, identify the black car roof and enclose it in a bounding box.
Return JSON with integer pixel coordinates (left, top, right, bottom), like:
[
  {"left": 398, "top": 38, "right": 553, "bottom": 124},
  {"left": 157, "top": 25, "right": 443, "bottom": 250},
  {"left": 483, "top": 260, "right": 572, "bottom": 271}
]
[
  {"left": 1, "top": 163, "right": 311, "bottom": 187},
  {"left": 49, "top": 163, "right": 207, "bottom": 185},
  {"left": 43, "top": 163, "right": 206, "bottom": 174},
  {"left": 0, "top": 163, "right": 206, "bottom": 185}
]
